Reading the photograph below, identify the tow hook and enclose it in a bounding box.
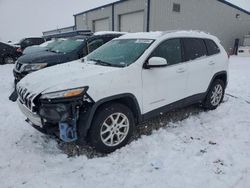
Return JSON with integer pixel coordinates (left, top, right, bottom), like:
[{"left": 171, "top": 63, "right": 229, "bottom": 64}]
[{"left": 59, "top": 106, "right": 79, "bottom": 142}]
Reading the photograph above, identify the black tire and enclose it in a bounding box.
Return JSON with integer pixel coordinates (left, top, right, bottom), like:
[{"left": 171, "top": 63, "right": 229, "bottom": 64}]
[
  {"left": 203, "top": 79, "right": 225, "bottom": 110},
  {"left": 4, "top": 56, "right": 15, "bottom": 64},
  {"left": 88, "top": 103, "right": 135, "bottom": 153}
]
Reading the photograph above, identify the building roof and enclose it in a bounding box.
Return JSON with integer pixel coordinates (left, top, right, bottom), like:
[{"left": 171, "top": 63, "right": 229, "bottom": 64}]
[{"left": 74, "top": 0, "right": 250, "bottom": 17}]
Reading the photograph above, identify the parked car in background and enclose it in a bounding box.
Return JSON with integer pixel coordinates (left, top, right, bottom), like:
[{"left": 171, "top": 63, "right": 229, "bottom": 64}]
[
  {"left": 13, "top": 32, "right": 125, "bottom": 83},
  {"left": 22, "top": 39, "right": 65, "bottom": 55},
  {"left": 238, "top": 35, "right": 250, "bottom": 57},
  {"left": 16, "top": 37, "right": 46, "bottom": 52},
  {"left": 0, "top": 42, "right": 22, "bottom": 64},
  {"left": 16, "top": 31, "right": 228, "bottom": 153}
]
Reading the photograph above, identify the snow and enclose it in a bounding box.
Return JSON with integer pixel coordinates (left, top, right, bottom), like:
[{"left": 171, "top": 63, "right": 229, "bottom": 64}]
[
  {"left": 119, "top": 30, "right": 219, "bottom": 41},
  {"left": 93, "top": 31, "right": 128, "bottom": 36},
  {"left": 1, "top": 56, "right": 250, "bottom": 187},
  {"left": 119, "top": 31, "right": 164, "bottom": 40}
]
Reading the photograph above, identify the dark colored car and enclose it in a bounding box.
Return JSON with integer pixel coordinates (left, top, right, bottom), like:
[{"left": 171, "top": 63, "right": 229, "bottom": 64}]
[
  {"left": 22, "top": 39, "right": 66, "bottom": 55},
  {"left": 0, "top": 42, "right": 22, "bottom": 64},
  {"left": 16, "top": 37, "right": 46, "bottom": 52},
  {"left": 13, "top": 32, "right": 124, "bottom": 84}
]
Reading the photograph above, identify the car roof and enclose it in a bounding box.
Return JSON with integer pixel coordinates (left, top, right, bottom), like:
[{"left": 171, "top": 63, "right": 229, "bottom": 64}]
[
  {"left": 118, "top": 30, "right": 219, "bottom": 42},
  {"left": 69, "top": 35, "right": 89, "bottom": 40},
  {"left": 93, "top": 31, "right": 127, "bottom": 36},
  {"left": 0, "top": 41, "right": 15, "bottom": 47}
]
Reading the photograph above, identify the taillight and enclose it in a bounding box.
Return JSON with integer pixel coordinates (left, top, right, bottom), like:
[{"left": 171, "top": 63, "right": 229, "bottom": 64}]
[{"left": 17, "top": 48, "right": 22, "bottom": 53}]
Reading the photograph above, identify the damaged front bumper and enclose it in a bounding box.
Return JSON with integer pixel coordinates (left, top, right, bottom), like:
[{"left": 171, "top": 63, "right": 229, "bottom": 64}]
[{"left": 18, "top": 95, "right": 93, "bottom": 142}]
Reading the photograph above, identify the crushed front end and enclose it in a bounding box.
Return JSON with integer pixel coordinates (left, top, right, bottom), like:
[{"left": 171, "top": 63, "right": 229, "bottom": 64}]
[{"left": 17, "top": 85, "right": 94, "bottom": 142}]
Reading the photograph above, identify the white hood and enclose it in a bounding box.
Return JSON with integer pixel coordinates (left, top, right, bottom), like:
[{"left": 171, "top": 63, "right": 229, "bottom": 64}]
[{"left": 18, "top": 60, "right": 119, "bottom": 95}]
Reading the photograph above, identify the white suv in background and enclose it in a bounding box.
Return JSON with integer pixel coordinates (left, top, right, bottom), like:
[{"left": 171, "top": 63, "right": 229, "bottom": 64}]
[{"left": 17, "top": 31, "right": 229, "bottom": 153}]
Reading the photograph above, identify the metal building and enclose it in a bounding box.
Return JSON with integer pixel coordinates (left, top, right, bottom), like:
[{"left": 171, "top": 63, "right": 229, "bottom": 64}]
[
  {"left": 43, "top": 26, "right": 76, "bottom": 36},
  {"left": 73, "top": 0, "right": 250, "bottom": 52}
]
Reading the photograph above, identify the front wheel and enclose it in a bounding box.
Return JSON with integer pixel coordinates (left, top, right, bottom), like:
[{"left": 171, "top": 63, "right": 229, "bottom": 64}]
[
  {"left": 88, "top": 103, "right": 135, "bottom": 153},
  {"left": 203, "top": 79, "right": 225, "bottom": 110}
]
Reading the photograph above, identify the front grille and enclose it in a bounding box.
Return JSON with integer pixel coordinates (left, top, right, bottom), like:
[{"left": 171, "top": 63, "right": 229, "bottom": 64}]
[{"left": 17, "top": 86, "right": 37, "bottom": 112}]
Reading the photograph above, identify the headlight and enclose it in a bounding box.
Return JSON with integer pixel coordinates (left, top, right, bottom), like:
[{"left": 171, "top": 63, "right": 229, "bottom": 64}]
[
  {"left": 22, "top": 63, "right": 48, "bottom": 72},
  {"left": 40, "top": 87, "right": 88, "bottom": 100}
]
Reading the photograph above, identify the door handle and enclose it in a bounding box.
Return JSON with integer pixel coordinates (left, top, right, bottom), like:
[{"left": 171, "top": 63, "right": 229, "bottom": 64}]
[
  {"left": 208, "top": 61, "right": 215, "bottom": 65},
  {"left": 176, "top": 68, "right": 186, "bottom": 73}
]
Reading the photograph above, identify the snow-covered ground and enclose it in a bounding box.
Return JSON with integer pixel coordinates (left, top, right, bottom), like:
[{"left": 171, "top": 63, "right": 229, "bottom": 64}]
[{"left": 0, "top": 56, "right": 250, "bottom": 188}]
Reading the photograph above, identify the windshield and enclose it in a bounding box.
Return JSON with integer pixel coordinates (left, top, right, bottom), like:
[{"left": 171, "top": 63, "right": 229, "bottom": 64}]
[
  {"left": 86, "top": 39, "right": 154, "bottom": 67},
  {"left": 45, "top": 40, "right": 65, "bottom": 50},
  {"left": 50, "top": 39, "right": 84, "bottom": 53}
]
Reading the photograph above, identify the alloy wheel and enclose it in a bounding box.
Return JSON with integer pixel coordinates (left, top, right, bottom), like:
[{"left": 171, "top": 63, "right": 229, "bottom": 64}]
[
  {"left": 211, "top": 84, "right": 223, "bottom": 106},
  {"left": 100, "top": 112, "right": 130, "bottom": 147}
]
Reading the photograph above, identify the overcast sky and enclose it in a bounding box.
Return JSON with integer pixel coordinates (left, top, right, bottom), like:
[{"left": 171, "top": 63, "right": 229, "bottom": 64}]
[{"left": 0, "top": 0, "right": 249, "bottom": 42}]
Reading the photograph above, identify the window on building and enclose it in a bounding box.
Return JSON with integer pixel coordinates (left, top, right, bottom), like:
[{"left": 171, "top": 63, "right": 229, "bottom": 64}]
[
  {"left": 150, "top": 38, "right": 182, "bottom": 66},
  {"left": 183, "top": 38, "right": 207, "bottom": 61},
  {"left": 204, "top": 39, "right": 220, "bottom": 56},
  {"left": 173, "top": 3, "right": 181, "bottom": 13}
]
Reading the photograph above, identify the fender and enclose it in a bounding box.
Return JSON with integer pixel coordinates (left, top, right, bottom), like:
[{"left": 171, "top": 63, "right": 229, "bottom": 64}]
[
  {"left": 206, "top": 71, "right": 228, "bottom": 93},
  {"left": 78, "top": 93, "right": 142, "bottom": 138}
]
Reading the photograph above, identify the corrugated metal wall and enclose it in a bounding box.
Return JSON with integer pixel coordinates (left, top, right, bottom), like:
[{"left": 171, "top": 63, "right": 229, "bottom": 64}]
[
  {"left": 75, "top": 14, "right": 88, "bottom": 30},
  {"left": 87, "top": 6, "right": 113, "bottom": 31},
  {"left": 43, "top": 26, "right": 75, "bottom": 36},
  {"left": 150, "top": 0, "right": 250, "bottom": 51},
  {"left": 114, "top": 0, "right": 147, "bottom": 31},
  {"left": 74, "top": 0, "right": 250, "bottom": 51}
]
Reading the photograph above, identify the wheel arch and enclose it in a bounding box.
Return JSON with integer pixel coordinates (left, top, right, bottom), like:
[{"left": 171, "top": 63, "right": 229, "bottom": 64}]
[
  {"left": 80, "top": 93, "right": 142, "bottom": 138},
  {"left": 207, "top": 71, "right": 228, "bottom": 93}
]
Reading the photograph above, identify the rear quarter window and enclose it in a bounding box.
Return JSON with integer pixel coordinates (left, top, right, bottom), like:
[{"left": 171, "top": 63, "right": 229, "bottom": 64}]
[
  {"left": 183, "top": 38, "right": 207, "bottom": 61},
  {"left": 204, "top": 39, "right": 220, "bottom": 56}
]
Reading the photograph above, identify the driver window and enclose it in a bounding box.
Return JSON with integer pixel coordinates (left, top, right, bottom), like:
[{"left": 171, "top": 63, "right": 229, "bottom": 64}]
[
  {"left": 150, "top": 38, "right": 182, "bottom": 66},
  {"left": 87, "top": 39, "right": 104, "bottom": 53}
]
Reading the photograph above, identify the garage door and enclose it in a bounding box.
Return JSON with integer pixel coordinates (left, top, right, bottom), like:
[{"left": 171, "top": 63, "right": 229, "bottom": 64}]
[
  {"left": 93, "top": 18, "right": 109, "bottom": 32},
  {"left": 119, "top": 11, "right": 144, "bottom": 32}
]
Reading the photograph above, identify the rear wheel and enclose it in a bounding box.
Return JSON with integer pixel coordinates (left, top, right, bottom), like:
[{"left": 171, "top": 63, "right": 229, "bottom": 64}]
[
  {"left": 203, "top": 79, "right": 225, "bottom": 110},
  {"left": 88, "top": 103, "right": 135, "bottom": 153},
  {"left": 4, "top": 56, "right": 15, "bottom": 64}
]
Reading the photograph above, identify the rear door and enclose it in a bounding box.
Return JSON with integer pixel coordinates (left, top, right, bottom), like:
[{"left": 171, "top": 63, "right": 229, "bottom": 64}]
[
  {"left": 142, "top": 38, "right": 188, "bottom": 114},
  {"left": 182, "top": 38, "right": 213, "bottom": 97}
]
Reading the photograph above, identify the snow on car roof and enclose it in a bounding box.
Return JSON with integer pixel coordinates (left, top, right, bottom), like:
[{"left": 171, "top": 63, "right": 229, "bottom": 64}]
[
  {"left": 118, "top": 31, "right": 164, "bottom": 40},
  {"left": 94, "top": 31, "right": 127, "bottom": 36},
  {"left": 118, "top": 30, "right": 219, "bottom": 41}
]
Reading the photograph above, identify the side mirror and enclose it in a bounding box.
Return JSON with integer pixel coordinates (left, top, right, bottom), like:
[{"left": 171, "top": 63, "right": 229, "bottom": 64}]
[{"left": 144, "top": 57, "right": 168, "bottom": 69}]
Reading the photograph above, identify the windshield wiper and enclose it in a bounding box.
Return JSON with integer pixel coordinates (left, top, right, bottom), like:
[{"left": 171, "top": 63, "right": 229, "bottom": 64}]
[{"left": 89, "top": 59, "right": 124, "bottom": 67}]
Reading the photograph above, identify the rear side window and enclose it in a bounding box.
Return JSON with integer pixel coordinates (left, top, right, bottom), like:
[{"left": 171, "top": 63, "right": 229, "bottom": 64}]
[
  {"left": 204, "top": 39, "right": 220, "bottom": 56},
  {"left": 150, "top": 38, "right": 182, "bottom": 66},
  {"left": 33, "top": 38, "right": 45, "bottom": 45},
  {"left": 87, "top": 39, "right": 104, "bottom": 53},
  {"left": 183, "top": 38, "right": 207, "bottom": 61}
]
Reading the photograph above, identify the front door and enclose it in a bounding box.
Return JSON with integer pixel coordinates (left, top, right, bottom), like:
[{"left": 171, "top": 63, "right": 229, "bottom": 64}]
[{"left": 142, "top": 38, "right": 188, "bottom": 114}]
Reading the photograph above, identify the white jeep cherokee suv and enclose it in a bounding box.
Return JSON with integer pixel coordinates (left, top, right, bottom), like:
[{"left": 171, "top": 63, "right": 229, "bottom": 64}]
[{"left": 17, "top": 31, "right": 229, "bottom": 153}]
